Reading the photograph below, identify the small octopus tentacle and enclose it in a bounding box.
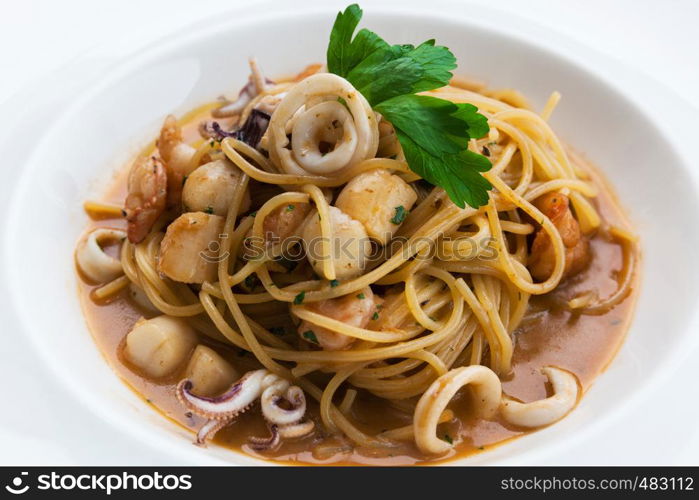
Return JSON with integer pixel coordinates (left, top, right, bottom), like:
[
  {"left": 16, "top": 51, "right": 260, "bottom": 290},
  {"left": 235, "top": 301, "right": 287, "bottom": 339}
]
[
  {"left": 261, "top": 374, "right": 288, "bottom": 392},
  {"left": 212, "top": 87, "right": 254, "bottom": 118},
  {"left": 248, "top": 424, "right": 280, "bottom": 452},
  {"left": 278, "top": 420, "right": 315, "bottom": 439},
  {"left": 179, "top": 368, "right": 315, "bottom": 449},
  {"left": 213, "top": 58, "right": 274, "bottom": 118},
  {"left": 176, "top": 369, "right": 268, "bottom": 420},
  {"left": 261, "top": 384, "right": 307, "bottom": 426},
  {"left": 195, "top": 418, "right": 232, "bottom": 447}
]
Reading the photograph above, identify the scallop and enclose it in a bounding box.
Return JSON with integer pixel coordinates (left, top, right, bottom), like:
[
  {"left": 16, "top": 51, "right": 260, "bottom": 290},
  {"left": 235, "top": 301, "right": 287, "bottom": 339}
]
[
  {"left": 335, "top": 169, "right": 417, "bottom": 245},
  {"left": 182, "top": 159, "right": 250, "bottom": 216},
  {"left": 301, "top": 206, "right": 371, "bottom": 280},
  {"left": 124, "top": 315, "right": 197, "bottom": 378},
  {"left": 184, "top": 345, "right": 239, "bottom": 397},
  {"left": 158, "top": 212, "right": 225, "bottom": 284}
]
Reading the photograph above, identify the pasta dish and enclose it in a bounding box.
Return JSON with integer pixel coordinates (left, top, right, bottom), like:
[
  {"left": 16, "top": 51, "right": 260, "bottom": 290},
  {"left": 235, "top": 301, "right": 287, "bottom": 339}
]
[{"left": 74, "top": 5, "right": 639, "bottom": 464}]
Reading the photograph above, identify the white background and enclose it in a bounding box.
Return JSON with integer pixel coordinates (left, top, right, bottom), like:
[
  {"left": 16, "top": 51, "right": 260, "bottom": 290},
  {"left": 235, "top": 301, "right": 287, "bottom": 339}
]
[
  {"left": 0, "top": 0, "right": 697, "bottom": 465},
  {"left": 2, "top": 0, "right": 698, "bottom": 108}
]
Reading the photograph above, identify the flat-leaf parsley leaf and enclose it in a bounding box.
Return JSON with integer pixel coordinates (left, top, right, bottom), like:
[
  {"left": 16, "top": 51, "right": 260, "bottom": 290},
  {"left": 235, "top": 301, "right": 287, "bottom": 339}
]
[{"left": 327, "top": 4, "right": 493, "bottom": 209}]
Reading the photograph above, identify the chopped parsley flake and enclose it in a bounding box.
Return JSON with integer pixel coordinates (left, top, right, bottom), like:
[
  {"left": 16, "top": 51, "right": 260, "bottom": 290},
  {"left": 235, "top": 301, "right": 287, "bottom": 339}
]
[
  {"left": 390, "top": 205, "right": 408, "bottom": 225},
  {"left": 269, "top": 326, "right": 286, "bottom": 336},
  {"left": 302, "top": 330, "right": 319, "bottom": 344},
  {"left": 244, "top": 274, "right": 259, "bottom": 290},
  {"left": 293, "top": 291, "right": 306, "bottom": 305}
]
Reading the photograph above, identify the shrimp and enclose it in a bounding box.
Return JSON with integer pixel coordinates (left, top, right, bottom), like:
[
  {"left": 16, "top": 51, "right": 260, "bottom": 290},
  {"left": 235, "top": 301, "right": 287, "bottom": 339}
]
[
  {"left": 124, "top": 155, "right": 167, "bottom": 243},
  {"left": 157, "top": 115, "right": 197, "bottom": 208},
  {"left": 528, "top": 192, "right": 590, "bottom": 282},
  {"left": 296, "top": 287, "right": 380, "bottom": 351}
]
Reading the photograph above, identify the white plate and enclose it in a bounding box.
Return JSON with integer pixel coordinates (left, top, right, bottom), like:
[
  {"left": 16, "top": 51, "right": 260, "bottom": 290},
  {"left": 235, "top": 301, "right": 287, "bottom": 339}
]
[{"left": 2, "top": 1, "right": 699, "bottom": 465}]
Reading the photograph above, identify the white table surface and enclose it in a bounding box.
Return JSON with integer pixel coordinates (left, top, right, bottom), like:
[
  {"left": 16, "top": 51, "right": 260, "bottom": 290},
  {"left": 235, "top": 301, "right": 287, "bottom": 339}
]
[{"left": 0, "top": 0, "right": 697, "bottom": 465}]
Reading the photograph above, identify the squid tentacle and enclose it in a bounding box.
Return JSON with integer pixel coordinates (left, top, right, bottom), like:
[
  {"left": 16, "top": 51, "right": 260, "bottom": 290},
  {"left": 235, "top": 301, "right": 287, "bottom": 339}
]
[
  {"left": 261, "top": 383, "right": 307, "bottom": 426},
  {"left": 278, "top": 420, "right": 315, "bottom": 439},
  {"left": 178, "top": 368, "right": 315, "bottom": 449},
  {"left": 176, "top": 369, "right": 267, "bottom": 420},
  {"left": 248, "top": 424, "right": 281, "bottom": 452},
  {"left": 195, "top": 418, "right": 232, "bottom": 447}
]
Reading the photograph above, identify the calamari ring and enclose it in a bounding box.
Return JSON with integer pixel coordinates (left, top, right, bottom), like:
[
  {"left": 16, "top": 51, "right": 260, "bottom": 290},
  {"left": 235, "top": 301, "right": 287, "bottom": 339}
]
[
  {"left": 414, "top": 365, "right": 502, "bottom": 455},
  {"left": 500, "top": 366, "right": 579, "bottom": 427},
  {"left": 267, "top": 73, "right": 378, "bottom": 175},
  {"left": 76, "top": 228, "right": 126, "bottom": 283}
]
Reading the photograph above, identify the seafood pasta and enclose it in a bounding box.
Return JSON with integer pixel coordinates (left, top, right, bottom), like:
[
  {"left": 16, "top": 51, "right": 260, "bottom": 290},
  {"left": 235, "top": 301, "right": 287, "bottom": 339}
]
[{"left": 75, "top": 5, "right": 638, "bottom": 464}]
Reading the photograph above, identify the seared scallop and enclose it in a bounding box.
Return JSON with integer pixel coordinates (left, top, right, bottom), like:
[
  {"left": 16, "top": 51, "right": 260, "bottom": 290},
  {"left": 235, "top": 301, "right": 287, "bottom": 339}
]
[
  {"left": 184, "top": 345, "right": 239, "bottom": 396},
  {"left": 182, "top": 159, "right": 250, "bottom": 216},
  {"left": 301, "top": 206, "right": 371, "bottom": 280},
  {"left": 158, "top": 212, "right": 225, "bottom": 283},
  {"left": 124, "top": 315, "right": 197, "bottom": 378},
  {"left": 335, "top": 169, "right": 417, "bottom": 245}
]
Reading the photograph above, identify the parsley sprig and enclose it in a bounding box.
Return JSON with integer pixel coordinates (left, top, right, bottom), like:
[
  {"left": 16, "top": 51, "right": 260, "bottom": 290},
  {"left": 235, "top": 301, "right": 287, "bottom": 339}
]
[{"left": 326, "top": 4, "right": 492, "bottom": 208}]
